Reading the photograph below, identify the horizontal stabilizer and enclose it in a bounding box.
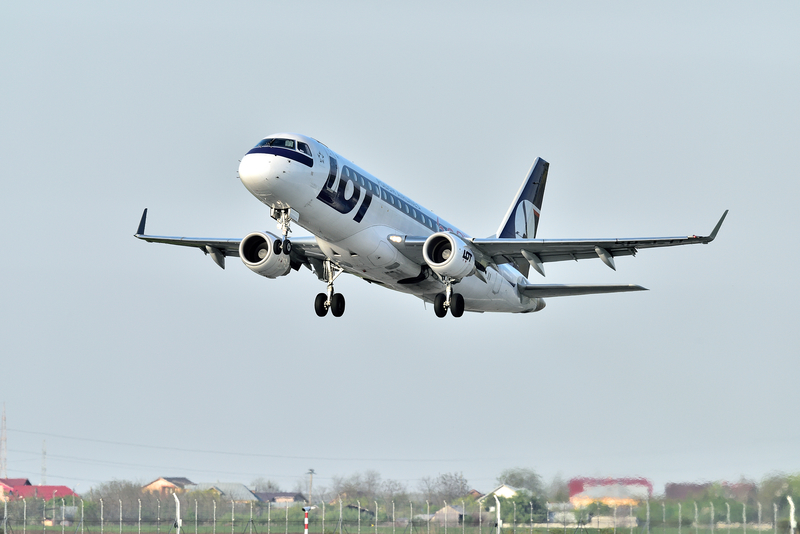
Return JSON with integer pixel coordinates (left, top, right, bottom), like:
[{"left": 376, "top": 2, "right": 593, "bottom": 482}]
[{"left": 518, "top": 283, "right": 647, "bottom": 298}]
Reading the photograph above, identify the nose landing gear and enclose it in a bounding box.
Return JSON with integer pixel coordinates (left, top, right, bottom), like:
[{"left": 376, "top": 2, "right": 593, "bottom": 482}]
[
  {"left": 271, "top": 207, "right": 294, "bottom": 254},
  {"left": 314, "top": 259, "right": 346, "bottom": 317},
  {"left": 433, "top": 276, "right": 465, "bottom": 318}
]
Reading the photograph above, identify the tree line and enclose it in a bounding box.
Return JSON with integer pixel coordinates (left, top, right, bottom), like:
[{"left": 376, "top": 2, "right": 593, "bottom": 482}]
[{"left": 4, "top": 470, "right": 800, "bottom": 527}]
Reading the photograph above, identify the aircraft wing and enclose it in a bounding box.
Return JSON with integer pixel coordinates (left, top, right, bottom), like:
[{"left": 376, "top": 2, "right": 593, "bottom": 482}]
[
  {"left": 133, "top": 208, "right": 325, "bottom": 270},
  {"left": 389, "top": 210, "right": 727, "bottom": 278},
  {"left": 470, "top": 210, "right": 728, "bottom": 276}
]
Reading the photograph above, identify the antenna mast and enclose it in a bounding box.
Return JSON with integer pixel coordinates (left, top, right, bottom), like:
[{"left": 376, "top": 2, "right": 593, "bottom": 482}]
[{"left": 41, "top": 440, "right": 47, "bottom": 485}]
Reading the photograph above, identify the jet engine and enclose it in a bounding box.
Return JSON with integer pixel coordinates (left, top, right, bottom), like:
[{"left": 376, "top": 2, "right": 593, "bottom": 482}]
[
  {"left": 422, "top": 232, "right": 475, "bottom": 280},
  {"left": 239, "top": 231, "right": 291, "bottom": 278}
]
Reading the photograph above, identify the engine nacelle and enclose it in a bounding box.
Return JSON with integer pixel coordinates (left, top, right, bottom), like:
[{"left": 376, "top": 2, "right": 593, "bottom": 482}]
[
  {"left": 239, "top": 231, "right": 291, "bottom": 279},
  {"left": 422, "top": 232, "right": 476, "bottom": 280}
]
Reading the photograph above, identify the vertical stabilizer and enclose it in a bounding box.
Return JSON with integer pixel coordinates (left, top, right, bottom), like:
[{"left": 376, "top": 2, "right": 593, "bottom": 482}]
[{"left": 496, "top": 157, "right": 549, "bottom": 239}]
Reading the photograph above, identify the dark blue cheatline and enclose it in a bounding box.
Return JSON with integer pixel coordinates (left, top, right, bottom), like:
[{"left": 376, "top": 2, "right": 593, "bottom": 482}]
[{"left": 246, "top": 146, "right": 314, "bottom": 167}]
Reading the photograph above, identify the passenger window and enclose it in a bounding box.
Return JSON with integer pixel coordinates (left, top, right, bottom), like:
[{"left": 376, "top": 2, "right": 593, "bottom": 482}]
[{"left": 298, "top": 142, "right": 312, "bottom": 156}]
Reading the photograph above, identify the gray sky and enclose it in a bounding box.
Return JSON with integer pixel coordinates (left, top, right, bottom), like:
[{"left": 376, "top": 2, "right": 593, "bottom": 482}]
[{"left": 2, "top": 1, "right": 799, "bottom": 496}]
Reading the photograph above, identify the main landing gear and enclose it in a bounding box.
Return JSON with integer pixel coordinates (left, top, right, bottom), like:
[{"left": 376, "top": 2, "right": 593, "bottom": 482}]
[
  {"left": 315, "top": 259, "right": 346, "bottom": 317},
  {"left": 433, "top": 276, "right": 465, "bottom": 318}
]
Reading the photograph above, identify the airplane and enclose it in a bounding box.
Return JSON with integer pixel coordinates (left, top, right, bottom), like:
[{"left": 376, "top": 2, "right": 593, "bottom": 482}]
[{"left": 135, "top": 133, "right": 727, "bottom": 318}]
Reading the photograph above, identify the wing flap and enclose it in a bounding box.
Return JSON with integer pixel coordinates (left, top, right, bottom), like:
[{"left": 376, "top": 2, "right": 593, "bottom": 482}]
[
  {"left": 519, "top": 283, "right": 647, "bottom": 298},
  {"left": 136, "top": 234, "right": 243, "bottom": 256}
]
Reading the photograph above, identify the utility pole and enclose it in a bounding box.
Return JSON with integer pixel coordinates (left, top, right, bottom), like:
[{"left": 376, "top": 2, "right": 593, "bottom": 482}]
[
  {"left": 41, "top": 440, "right": 47, "bottom": 485},
  {"left": 307, "top": 470, "right": 316, "bottom": 503}
]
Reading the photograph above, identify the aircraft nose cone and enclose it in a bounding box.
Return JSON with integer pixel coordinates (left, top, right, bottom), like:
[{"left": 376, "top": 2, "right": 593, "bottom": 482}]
[{"left": 238, "top": 154, "right": 271, "bottom": 191}]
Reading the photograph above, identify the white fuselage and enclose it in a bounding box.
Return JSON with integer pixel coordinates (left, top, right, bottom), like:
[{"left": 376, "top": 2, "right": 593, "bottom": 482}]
[{"left": 237, "top": 133, "right": 543, "bottom": 313}]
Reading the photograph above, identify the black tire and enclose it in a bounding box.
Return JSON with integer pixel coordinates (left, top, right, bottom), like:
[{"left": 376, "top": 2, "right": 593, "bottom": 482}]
[
  {"left": 314, "top": 293, "right": 328, "bottom": 317},
  {"left": 434, "top": 293, "right": 447, "bottom": 318},
  {"left": 283, "top": 239, "right": 292, "bottom": 255},
  {"left": 450, "top": 293, "right": 465, "bottom": 317},
  {"left": 273, "top": 238, "right": 282, "bottom": 255},
  {"left": 330, "top": 293, "right": 346, "bottom": 317}
]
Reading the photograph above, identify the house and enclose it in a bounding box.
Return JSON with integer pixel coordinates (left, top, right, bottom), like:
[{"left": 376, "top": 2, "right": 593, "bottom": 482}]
[
  {"left": 9, "top": 486, "right": 77, "bottom": 500},
  {"left": 0, "top": 480, "right": 12, "bottom": 502},
  {"left": 1, "top": 478, "right": 32, "bottom": 500},
  {"left": 664, "top": 483, "right": 711, "bottom": 500},
  {"left": 1, "top": 479, "right": 74, "bottom": 502},
  {"left": 568, "top": 478, "right": 652, "bottom": 507},
  {"left": 143, "top": 477, "right": 194, "bottom": 496},
  {"left": 547, "top": 503, "right": 576, "bottom": 524},
  {"left": 186, "top": 483, "right": 258, "bottom": 502},
  {"left": 431, "top": 505, "right": 463, "bottom": 526},
  {"left": 255, "top": 492, "right": 307, "bottom": 507},
  {"left": 467, "top": 489, "right": 484, "bottom": 500},
  {"left": 663, "top": 481, "right": 756, "bottom": 502},
  {"left": 478, "top": 484, "right": 520, "bottom": 502},
  {"left": 0, "top": 478, "right": 32, "bottom": 487}
]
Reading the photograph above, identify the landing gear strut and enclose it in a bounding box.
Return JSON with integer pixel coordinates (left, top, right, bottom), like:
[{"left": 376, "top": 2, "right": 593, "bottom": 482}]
[
  {"left": 315, "top": 259, "right": 346, "bottom": 317},
  {"left": 272, "top": 207, "right": 293, "bottom": 254},
  {"left": 433, "top": 276, "right": 465, "bottom": 318}
]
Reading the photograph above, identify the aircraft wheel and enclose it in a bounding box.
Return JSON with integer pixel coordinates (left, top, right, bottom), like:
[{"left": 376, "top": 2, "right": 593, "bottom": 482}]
[
  {"left": 283, "top": 239, "right": 292, "bottom": 254},
  {"left": 314, "top": 293, "right": 328, "bottom": 317},
  {"left": 450, "top": 293, "right": 465, "bottom": 317},
  {"left": 330, "top": 293, "right": 346, "bottom": 317},
  {"left": 433, "top": 293, "right": 447, "bottom": 318},
  {"left": 273, "top": 238, "right": 282, "bottom": 255}
]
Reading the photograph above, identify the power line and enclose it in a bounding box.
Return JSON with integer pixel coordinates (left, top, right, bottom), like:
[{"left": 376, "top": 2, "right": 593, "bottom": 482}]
[
  {"left": 9, "top": 428, "right": 495, "bottom": 462},
  {"left": 7, "top": 447, "right": 500, "bottom": 485},
  {"left": 9, "top": 449, "right": 296, "bottom": 479}
]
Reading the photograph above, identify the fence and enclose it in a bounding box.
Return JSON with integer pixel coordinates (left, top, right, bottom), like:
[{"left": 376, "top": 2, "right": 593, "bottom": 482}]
[{"left": 1, "top": 498, "right": 798, "bottom": 534}]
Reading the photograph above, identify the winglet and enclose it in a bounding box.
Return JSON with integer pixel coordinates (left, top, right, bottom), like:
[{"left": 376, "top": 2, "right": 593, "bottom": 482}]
[
  {"left": 707, "top": 209, "right": 728, "bottom": 242},
  {"left": 136, "top": 208, "right": 148, "bottom": 236}
]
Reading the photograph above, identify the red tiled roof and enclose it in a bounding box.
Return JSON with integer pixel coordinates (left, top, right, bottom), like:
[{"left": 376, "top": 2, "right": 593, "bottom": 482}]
[
  {"left": 569, "top": 477, "right": 653, "bottom": 498},
  {"left": 0, "top": 478, "right": 32, "bottom": 487},
  {"left": 10, "top": 486, "right": 77, "bottom": 499}
]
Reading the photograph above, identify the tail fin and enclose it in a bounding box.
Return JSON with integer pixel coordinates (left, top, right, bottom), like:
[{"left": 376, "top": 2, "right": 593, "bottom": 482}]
[{"left": 496, "top": 157, "right": 549, "bottom": 239}]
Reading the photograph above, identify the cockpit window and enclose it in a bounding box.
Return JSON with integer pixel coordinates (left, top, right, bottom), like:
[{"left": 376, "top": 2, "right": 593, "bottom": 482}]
[
  {"left": 254, "top": 138, "right": 297, "bottom": 150},
  {"left": 298, "top": 142, "right": 312, "bottom": 157},
  {"left": 271, "top": 138, "right": 295, "bottom": 149}
]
